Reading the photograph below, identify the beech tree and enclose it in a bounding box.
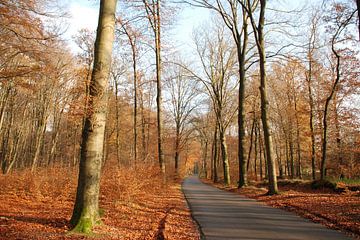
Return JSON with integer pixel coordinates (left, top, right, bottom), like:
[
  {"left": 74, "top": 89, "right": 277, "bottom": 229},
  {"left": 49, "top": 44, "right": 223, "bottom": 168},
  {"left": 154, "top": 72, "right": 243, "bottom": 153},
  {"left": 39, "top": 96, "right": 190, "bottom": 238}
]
[
  {"left": 165, "top": 64, "right": 198, "bottom": 174},
  {"left": 185, "top": 25, "right": 238, "bottom": 185},
  {"left": 142, "top": 0, "right": 166, "bottom": 175},
  {"left": 117, "top": 18, "right": 141, "bottom": 164},
  {"left": 320, "top": 2, "right": 357, "bottom": 180},
  {"left": 184, "top": 0, "right": 252, "bottom": 188},
  {"left": 71, "top": 0, "right": 118, "bottom": 233},
  {"left": 246, "top": 0, "right": 278, "bottom": 194}
]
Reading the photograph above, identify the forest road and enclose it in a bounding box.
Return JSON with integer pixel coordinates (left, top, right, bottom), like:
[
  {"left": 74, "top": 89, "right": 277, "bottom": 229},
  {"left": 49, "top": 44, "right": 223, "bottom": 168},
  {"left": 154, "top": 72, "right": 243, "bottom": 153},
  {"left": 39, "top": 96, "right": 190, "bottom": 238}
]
[{"left": 182, "top": 176, "right": 352, "bottom": 240}]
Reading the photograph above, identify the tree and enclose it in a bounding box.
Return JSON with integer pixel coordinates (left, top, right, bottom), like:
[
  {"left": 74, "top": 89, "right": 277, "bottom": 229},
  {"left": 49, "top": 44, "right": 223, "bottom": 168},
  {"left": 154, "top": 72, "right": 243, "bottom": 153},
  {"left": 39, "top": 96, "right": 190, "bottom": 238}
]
[
  {"left": 305, "top": 10, "right": 321, "bottom": 180},
  {"left": 247, "top": 0, "right": 278, "bottom": 194},
  {"left": 71, "top": 0, "right": 118, "bottom": 233},
  {"left": 165, "top": 64, "right": 198, "bottom": 174},
  {"left": 117, "top": 18, "right": 141, "bottom": 165},
  {"left": 185, "top": 0, "right": 251, "bottom": 188},
  {"left": 142, "top": 0, "right": 165, "bottom": 176},
  {"left": 320, "top": 3, "right": 357, "bottom": 180},
  {"left": 186, "top": 25, "right": 238, "bottom": 185}
]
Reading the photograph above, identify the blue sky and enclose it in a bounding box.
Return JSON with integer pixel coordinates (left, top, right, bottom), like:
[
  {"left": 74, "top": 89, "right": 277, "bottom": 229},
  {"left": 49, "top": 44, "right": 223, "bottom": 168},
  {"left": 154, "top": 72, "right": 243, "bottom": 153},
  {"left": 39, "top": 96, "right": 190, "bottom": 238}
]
[
  {"left": 65, "top": 0, "right": 210, "bottom": 52},
  {"left": 64, "top": 0, "right": 313, "bottom": 53}
]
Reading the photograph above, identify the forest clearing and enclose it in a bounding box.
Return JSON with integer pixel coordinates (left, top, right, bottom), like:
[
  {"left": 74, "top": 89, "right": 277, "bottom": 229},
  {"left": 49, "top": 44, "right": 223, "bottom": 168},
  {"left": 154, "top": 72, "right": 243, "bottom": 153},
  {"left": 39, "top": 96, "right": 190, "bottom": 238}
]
[{"left": 0, "top": 0, "right": 359, "bottom": 239}]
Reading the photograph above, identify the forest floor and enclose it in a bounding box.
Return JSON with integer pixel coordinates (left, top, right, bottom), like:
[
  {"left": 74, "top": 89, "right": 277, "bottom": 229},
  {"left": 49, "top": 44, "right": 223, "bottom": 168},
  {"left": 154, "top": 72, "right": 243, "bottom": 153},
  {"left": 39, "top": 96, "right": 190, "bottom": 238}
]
[
  {"left": 202, "top": 178, "right": 360, "bottom": 239},
  {"left": 0, "top": 165, "right": 200, "bottom": 240}
]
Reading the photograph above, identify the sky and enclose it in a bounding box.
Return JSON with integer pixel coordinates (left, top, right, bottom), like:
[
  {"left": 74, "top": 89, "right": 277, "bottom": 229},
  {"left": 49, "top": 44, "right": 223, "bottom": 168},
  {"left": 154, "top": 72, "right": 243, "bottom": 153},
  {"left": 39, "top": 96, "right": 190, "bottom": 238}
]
[
  {"left": 64, "top": 0, "right": 210, "bottom": 53},
  {"left": 63, "top": 0, "right": 312, "bottom": 54}
]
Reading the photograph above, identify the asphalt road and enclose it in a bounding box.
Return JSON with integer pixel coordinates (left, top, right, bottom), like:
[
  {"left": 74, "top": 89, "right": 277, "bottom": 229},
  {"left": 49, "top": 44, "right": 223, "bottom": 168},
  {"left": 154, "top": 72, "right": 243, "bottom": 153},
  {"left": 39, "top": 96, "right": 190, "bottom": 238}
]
[{"left": 182, "top": 176, "right": 352, "bottom": 240}]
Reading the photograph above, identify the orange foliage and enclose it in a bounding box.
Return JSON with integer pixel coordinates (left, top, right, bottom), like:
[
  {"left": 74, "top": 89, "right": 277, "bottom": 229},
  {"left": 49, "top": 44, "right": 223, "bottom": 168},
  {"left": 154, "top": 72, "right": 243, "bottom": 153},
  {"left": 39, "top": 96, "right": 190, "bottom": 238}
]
[{"left": 0, "top": 165, "right": 200, "bottom": 239}]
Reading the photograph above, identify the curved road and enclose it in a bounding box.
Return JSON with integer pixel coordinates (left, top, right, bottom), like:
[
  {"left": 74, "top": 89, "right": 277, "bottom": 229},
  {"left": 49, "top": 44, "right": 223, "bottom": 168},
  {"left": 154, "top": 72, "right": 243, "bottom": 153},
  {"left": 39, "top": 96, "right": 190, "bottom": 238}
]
[{"left": 182, "top": 176, "right": 352, "bottom": 240}]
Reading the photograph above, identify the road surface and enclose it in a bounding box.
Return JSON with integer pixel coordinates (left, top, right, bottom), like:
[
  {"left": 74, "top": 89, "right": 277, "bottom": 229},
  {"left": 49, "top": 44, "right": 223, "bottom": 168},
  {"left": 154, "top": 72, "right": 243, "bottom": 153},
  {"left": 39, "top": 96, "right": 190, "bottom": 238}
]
[{"left": 182, "top": 176, "right": 351, "bottom": 240}]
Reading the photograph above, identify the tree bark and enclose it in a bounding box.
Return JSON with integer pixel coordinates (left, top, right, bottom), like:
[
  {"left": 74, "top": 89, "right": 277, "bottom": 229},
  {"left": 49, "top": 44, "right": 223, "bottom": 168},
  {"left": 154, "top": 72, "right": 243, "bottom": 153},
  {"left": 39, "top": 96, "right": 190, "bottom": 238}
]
[
  {"left": 212, "top": 123, "right": 218, "bottom": 182},
  {"left": 70, "top": 0, "right": 117, "bottom": 233},
  {"left": 219, "top": 128, "right": 230, "bottom": 185},
  {"left": 320, "top": 50, "right": 340, "bottom": 180},
  {"left": 246, "top": 117, "right": 255, "bottom": 173},
  {"left": 249, "top": 0, "right": 278, "bottom": 194},
  {"left": 237, "top": 2, "right": 249, "bottom": 189},
  {"left": 175, "top": 128, "right": 180, "bottom": 173}
]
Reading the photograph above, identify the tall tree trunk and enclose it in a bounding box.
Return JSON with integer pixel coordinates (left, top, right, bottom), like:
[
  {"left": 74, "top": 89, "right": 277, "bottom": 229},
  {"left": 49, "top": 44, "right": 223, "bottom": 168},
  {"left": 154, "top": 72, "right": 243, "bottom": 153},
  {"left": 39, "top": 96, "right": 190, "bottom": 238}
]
[
  {"left": 334, "top": 96, "right": 343, "bottom": 177},
  {"left": 289, "top": 136, "right": 295, "bottom": 179},
  {"left": 237, "top": 7, "right": 249, "bottom": 189},
  {"left": 212, "top": 123, "right": 218, "bottom": 182},
  {"left": 131, "top": 42, "right": 138, "bottom": 166},
  {"left": 140, "top": 88, "right": 147, "bottom": 161},
  {"left": 307, "top": 36, "right": 317, "bottom": 181},
  {"left": 114, "top": 81, "right": 121, "bottom": 166},
  {"left": 258, "top": 124, "right": 263, "bottom": 180},
  {"left": 151, "top": 0, "right": 165, "bottom": 176},
  {"left": 31, "top": 110, "right": 48, "bottom": 172},
  {"left": 275, "top": 139, "right": 283, "bottom": 178},
  {"left": 203, "top": 140, "right": 208, "bottom": 178},
  {"left": 219, "top": 128, "right": 230, "bottom": 185},
  {"left": 291, "top": 75, "right": 302, "bottom": 179},
  {"left": 70, "top": 0, "right": 117, "bottom": 233},
  {"left": 174, "top": 128, "right": 180, "bottom": 174},
  {"left": 320, "top": 29, "right": 341, "bottom": 180},
  {"left": 250, "top": 0, "right": 278, "bottom": 194},
  {"left": 254, "top": 124, "right": 258, "bottom": 180},
  {"left": 246, "top": 118, "right": 255, "bottom": 173}
]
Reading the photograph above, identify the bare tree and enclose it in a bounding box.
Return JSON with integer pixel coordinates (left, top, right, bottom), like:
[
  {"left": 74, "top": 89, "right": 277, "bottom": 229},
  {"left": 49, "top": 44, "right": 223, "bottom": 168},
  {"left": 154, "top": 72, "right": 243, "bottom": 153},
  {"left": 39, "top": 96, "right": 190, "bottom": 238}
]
[
  {"left": 165, "top": 64, "right": 198, "bottom": 174},
  {"left": 320, "top": 3, "right": 357, "bottom": 180},
  {"left": 117, "top": 18, "right": 141, "bottom": 165},
  {"left": 246, "top": 0, "right": 278, "bottom": 194},
  {"left": 183, "top": 25, "right": 238, "bottom": 185},
  {"left": 71, "top": 0, "right": 117, "bottom": 233},
  {"left": 142, "top": 0, "right": 165, "bottom": 176},
  {"left": 184, "top": 0, "right": 252, "bottom": 188}
]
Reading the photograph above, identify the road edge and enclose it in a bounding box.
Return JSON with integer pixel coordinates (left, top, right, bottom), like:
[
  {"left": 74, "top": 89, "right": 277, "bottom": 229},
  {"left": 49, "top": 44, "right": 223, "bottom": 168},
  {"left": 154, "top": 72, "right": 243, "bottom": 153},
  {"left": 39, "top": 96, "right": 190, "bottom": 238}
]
[{"left": 181, "top": 176, "right": 206, "bottom": 240}]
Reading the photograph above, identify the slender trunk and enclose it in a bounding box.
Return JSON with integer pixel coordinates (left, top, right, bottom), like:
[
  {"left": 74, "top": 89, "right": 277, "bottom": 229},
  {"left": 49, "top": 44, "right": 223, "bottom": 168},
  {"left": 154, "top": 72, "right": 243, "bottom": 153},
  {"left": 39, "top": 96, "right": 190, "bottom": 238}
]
[
  {"left": 251, "top": 0, "right": 278, "bottom": 194},
  {"left": 246, "top": 117, "right": 255, "bottom": 173},
  {"left": 275, "top": 139, "right": 283, "bottom": 178},
  {"left": 5, "top": 108, "right": 26, "bottom": 174},
  {"left": 203, "top": 140, "right": 208, "bottom": 178},
  {"left": 153, "top": 0, "right": 165, "bottom": 176},
  {"left": 210, "top": 132, "right": 214, "bottom": 180},
  {"left": 71, "top": 0, "right": 117, "bottom": 233},
  {"left": 114, "top": 81, "right": 121, "bottom": 166},
  {"left": 289, "top": 136, "right": 295, "bottom": 179},
  {"left": 140, "top": 89, "right": 147, "bottom": 161},
  {"left": 48, "top": 106, "right": 64, "bottom": 166},
  {"left": 0, "top": 85, "right": 11, "bottom": 132},
  {"left": 48, "top": 130, "right": 60, "bottom": 166},
  {"left": 131, "top": 43, "right": 138, "bottom": 165},
  {"left": 237, "top": 11, "right": 248, "bottom": 188},
  {"left": 307, "top": 44, "right": 317, "bottom": 181},
  {"left": 320, "top": 37, "right": 341, "bottom": 180},
  {"left": 219, "top": 128, "right": 230, "bottom": 185},
  {"left": 1, "top": 107, "right": 13, "bottom": 174},
  {"left": 292, "top": 76, "right": 302, "bottom": 179},
  {"left": 334, "top": 95, "right": 343, "bottom": 177},
  {"left": 31, "top": 111, "right": 48, "bottom": 172},
  {"left": 254, "top": 125, "right": 258, "bottom": 181},
  {"left": 102, "top": 116, "right": 108, "bottom": 166},
  {"left": 258, "top": 125, "right": 263, "bottom": 180},
  {"left": 174, "top": 128, "right": 180, "bottom": 173},
  {"left": 212, "top": 124, "right": 218, "bottom": 182}
]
